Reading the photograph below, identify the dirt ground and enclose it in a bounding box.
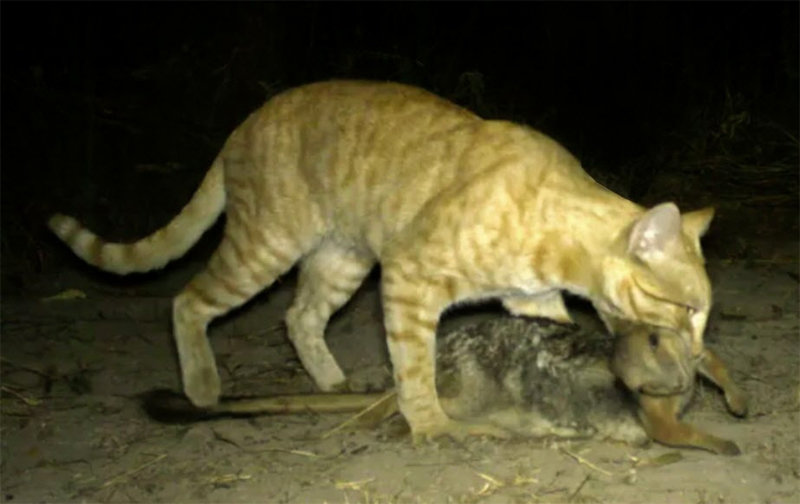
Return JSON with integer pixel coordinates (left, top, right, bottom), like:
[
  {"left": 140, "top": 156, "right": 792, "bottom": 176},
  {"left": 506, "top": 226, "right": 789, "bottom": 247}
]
[{"left": 1, "top": 244, "right": 798, "bottom": 503}]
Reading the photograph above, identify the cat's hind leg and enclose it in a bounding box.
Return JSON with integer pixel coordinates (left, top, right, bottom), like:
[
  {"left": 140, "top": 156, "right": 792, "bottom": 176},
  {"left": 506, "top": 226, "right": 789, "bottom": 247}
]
[
  {"left": 286, "top": 240, "right": 375, "bottom": 391},
  {"left": 174, "top": 226, "right": 305, "bottom": 407}
]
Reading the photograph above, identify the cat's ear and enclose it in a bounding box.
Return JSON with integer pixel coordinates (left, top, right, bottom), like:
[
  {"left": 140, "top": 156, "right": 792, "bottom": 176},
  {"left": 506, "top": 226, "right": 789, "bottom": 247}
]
[
  {"left": 627, "top": 202, "right": 681, "bottom": 260},
  {"left": 681, "top": 207, "right": 715, "bottom": 239}
]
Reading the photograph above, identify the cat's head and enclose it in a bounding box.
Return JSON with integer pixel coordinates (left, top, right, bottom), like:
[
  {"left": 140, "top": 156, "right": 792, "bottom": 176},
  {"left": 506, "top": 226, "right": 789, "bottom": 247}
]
[
  {"left": 595, "top": 202, "right": 715, "bottom": 356},
  {"left": 609, "top": 321, "right": 697, "bottom": 396}
]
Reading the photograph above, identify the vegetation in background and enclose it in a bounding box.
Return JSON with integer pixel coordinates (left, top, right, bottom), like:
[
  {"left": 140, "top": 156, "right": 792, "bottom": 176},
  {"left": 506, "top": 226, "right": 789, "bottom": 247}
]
[{"left": 1, "top": 3, "right": 797, "bottom": 292}]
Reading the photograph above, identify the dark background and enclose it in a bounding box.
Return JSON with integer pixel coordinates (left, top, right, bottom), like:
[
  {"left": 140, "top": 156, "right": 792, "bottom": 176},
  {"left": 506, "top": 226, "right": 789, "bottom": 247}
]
[{"left": 2, "top": 2, "right": 797, "bottom": 295}]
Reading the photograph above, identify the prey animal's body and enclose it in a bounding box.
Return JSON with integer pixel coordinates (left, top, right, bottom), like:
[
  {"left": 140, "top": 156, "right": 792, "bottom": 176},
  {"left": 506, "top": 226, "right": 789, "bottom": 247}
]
[{"left": 146, "top": 318, "right": 747, "bottom": 454}]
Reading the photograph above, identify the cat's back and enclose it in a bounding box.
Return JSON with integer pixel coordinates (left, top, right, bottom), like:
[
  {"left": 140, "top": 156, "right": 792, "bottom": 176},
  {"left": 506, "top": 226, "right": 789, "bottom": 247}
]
[
  {"left": 269, "top": 80, "right": 476, "bottom": 118},
  {"left": 250, "top": 81, "right": 588, "bottom": 192},
  {"left": 241, "top": 80, "right": 479, "bottom": 144},
  {"left": 220, "top": 80, "right": 596, "bottom": 253}
]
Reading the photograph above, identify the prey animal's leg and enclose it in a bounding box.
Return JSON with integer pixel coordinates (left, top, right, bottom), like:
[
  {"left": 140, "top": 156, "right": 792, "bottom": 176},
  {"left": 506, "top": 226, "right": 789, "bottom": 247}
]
[
  {"left": 502, "top": 291, "right": 573, "bottom": 323},
  {"left": 285, "top": 240, "right": 375, "bottom": 391},
  {"left": 637, "top": 394, "right": 741, "bottom": 456},
  {"left": 698, "top": 349, "right": 748, "bottom": 417},
  {"left": 174, "top": 226, "right": 304, "bottom": 408}
]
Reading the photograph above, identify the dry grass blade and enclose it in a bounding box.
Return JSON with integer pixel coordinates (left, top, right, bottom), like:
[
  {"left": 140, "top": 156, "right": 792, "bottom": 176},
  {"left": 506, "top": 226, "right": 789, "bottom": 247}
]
[
  {"left": 474, "top": 470, "right": 505, "bottom": 496},
  {"left": 633, "top": 451, "right": 684, "bottom": 468},
  {"left": 321, "top": 390, "right": 398, "bottom": 439},
  {"left": 1, "top": 385, "right": 41, "bottom": 406},
  {"left": 568, "top": 474, "right": 593, "bottom": 503},
  {"left": 1, "top": 357, "right": 52, "bottom": 379},
  {"left": 101, "top": 454, "right": 167, "bottom": 488},
  {"left": 560, "top": 448, "right": 615, "bottom": 477},
  {"left": 335, "top": 478, "right": 375, "bottom": 491},
  {"left": 208, "top": 472, "right": 252, "bottom": 485}
]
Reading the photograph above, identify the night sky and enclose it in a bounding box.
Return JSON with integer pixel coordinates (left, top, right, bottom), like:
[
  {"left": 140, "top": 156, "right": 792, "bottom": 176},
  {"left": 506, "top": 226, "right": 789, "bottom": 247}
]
[{"left": 1, "top": 2, "right": 797, "bottom": 288}]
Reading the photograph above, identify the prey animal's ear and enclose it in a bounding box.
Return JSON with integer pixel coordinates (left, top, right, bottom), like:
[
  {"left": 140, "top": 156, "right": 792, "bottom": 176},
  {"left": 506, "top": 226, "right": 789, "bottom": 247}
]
[
  {"left": 627, "top": 202, "right": 681, "bottom": 261},
  {"left": 681, "top": 207, "right": 715, "bottom": 239}
]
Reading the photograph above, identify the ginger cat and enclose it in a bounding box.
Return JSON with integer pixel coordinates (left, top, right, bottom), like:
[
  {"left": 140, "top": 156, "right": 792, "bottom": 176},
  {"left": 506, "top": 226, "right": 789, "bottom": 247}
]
[{"left": 49, "top": 80, "right": 715, "bottom": 440}]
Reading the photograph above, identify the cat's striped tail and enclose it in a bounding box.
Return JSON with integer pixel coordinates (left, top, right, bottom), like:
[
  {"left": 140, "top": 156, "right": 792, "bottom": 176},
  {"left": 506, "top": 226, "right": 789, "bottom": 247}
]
[{"left": 48, "top": 160, "right": 226, "bottom": 275}]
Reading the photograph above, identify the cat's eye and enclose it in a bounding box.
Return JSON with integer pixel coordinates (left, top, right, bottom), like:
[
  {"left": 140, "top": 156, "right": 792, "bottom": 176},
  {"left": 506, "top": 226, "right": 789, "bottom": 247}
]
[{"left": 648, "top": 332, "right": 659, "bottom": 349}]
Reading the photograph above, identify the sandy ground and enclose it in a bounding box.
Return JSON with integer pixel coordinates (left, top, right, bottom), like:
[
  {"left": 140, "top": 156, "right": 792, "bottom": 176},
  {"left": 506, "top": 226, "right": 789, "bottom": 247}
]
[{"left": 2, "top": 253, "right": 798, "bottom": 503}]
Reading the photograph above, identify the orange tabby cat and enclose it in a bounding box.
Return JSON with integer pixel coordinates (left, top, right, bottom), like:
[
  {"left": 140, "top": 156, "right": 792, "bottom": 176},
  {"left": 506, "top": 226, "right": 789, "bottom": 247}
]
[{"left": 49, "top": 80, "right": 715, "bottom": 440}]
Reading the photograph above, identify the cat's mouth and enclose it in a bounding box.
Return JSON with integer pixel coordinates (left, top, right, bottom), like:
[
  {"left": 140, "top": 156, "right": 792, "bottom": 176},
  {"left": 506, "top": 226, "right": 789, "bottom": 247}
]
[{"left": 631, "top": 278, "right": 706, "bottom": 319}]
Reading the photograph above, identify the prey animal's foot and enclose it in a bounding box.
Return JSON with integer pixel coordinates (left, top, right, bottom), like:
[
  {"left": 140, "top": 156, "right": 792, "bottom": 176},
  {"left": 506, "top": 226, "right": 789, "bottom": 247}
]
[
  {"left": 411, "top": 417, "right": 512, "bottom": 444},
  {"left": 698, "top": 348, "right": 749, "bottom": 418},
  {"left": 714, "top": 438, "right": 742, "bottom": 456},
  {"left": 698, "top": 433, "right": 741, "bottom": 456},
  {"left": 724, "top": 386, "right": 749, "bottom": 418}
]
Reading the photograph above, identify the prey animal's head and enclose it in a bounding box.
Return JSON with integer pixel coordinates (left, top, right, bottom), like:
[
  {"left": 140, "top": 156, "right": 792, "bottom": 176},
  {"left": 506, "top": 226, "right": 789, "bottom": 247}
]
[
  {"left": 610, "top": 322, "right": 699, "bottom": 396},
  {"left": 595, "top": 202, "right": 715, "bottom": 357}
]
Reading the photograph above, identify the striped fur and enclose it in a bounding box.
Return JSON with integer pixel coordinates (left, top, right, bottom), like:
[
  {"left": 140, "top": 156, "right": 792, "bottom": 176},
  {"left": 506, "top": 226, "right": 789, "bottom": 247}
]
[
  {"left": 49, "top": 80, "right": 715, "bottom": 439},
  {"left": 48, "top": 159, "right": 225, "bottom": 274}
]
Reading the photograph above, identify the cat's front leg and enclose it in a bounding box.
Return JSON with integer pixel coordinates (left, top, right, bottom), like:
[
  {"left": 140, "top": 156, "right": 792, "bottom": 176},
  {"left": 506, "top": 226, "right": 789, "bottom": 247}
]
[
  {"left": 381, "top": 268, "right": 509, "bottom": 441},
  {"left": 502, "top": 291, "right": 573, "bottom": 323}
]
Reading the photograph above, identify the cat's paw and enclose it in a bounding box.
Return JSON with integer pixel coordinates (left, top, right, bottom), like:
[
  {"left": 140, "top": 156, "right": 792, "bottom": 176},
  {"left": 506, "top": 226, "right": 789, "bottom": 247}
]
[
  {"left": 183, "top": 365, "right": 221, "bottom": 408},
  {"left": 305, "top": 358, "right": 347, "bottom": 392}
]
